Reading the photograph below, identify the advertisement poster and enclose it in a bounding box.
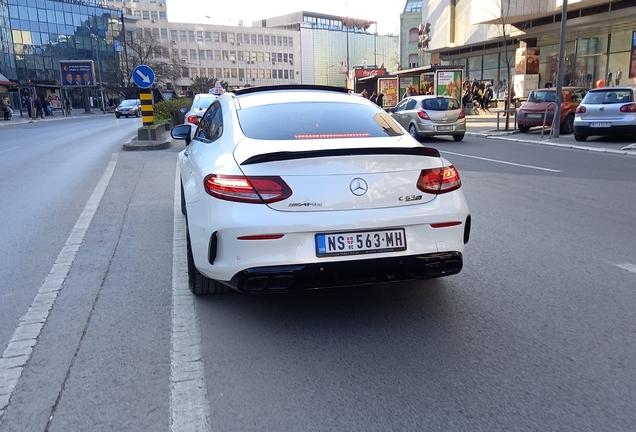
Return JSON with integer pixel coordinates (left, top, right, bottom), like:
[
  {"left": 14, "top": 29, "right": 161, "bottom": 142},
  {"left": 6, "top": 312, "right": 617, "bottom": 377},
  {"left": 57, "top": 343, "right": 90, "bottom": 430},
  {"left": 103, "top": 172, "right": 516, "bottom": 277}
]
[
  {"left": 629, "top": 31, "right": 636, "bottom": 78},
  {"left": 378, "top": 78, "right": 398, "bottom": 108},
  {"left": 47, "top": 89, "right": 62, "bottom": 109},
  {"left": 435, "top": 70, "right": 462, "bottom": 101},
  {"left": 399, "top": 77, "right": 416, "bottom": 100},
  {"left": 513, "top": 74, "right": 539, "bottom": 98},
  {"left": 59, "top": 60, "right": 96, "bottom": 86},
  {"left": 515, "top": 47, "right": 540, "bottom": 75}
]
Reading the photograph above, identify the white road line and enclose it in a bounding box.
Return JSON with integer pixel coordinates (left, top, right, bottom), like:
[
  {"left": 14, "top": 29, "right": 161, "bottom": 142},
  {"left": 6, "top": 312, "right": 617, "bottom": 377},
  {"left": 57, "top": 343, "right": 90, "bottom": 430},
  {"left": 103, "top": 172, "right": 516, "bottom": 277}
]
[
  {"left": 441, "top": 150, "right": 563, "bottom": 172},
  {"left": 616, "top": 263, "right": 636, "bottom": 274},
  {"left": 0, "top": 154, "right": 117, "bottom": 422},
  {"left": 170, "top": 162, "right": 211, "bottom": 431},
  {"left": 0, "top": 147, "right": 19, "bottom": 155}
]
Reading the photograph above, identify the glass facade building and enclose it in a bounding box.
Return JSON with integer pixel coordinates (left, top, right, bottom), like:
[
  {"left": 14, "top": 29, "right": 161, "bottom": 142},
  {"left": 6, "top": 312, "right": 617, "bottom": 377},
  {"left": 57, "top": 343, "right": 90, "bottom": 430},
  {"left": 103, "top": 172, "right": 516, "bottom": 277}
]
[{"left": 0, "top": 0, "right": 123, "bottom": 109}]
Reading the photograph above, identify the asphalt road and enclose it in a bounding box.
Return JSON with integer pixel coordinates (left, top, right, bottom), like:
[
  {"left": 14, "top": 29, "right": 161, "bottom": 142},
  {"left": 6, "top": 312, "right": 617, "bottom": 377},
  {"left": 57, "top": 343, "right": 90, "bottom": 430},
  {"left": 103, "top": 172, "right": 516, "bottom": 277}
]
[{"left": 1, "top": 121, "right": 635, "bottom": 431}]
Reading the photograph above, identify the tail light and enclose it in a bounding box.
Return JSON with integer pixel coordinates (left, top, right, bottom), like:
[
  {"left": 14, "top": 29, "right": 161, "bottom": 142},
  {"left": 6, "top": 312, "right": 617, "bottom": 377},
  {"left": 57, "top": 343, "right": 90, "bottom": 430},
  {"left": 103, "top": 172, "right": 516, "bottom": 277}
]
[
  {"left": 458, "top": 109, "right": 466, "bottom": 119},
  {"left": 619, "top": 103, "right": 636, "bottom": 113},
  {"left": 575, "top": 105, "right": 586, "bottom": 114},
  {"left": 417, "top": 110, "right": 431, "bottom": 120},
  {"left": 204, "top": 174, "right": 292, "bottom": 204},
  {"left": 417, "top": 165, "right": 461, "bottom": 194},
  {"left": 187, "top": 115, "right": 202, "bottom": 125}
]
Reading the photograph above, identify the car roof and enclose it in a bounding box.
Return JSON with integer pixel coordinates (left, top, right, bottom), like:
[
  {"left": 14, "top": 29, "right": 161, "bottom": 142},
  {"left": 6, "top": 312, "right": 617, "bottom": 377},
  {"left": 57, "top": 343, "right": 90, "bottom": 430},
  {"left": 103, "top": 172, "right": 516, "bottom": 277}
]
[
  {"left": 530, "top": 87, "right": 587, "bottom": 92},
  {"left": 587, "top": 85, "right": 636, "bottom": 92},
  {"left": 227, "top": 85, "right": 372, "bottom": 109},
  {"left": 193, "top": 93, "right": 218, "bottom": 99}
]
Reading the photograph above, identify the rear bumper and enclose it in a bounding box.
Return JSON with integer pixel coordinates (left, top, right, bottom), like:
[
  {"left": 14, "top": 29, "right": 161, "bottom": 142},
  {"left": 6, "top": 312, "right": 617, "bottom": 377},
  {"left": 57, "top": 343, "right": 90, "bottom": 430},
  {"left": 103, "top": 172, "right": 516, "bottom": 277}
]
[
  {"left": 417, "top": 121, "right": 466, "bottom": 136},
  {"left": 227, "top": 251, "right": 464, "bottom": 293},
  {"left": 573, "top": 124, "right": 636, "bottom": 136}
]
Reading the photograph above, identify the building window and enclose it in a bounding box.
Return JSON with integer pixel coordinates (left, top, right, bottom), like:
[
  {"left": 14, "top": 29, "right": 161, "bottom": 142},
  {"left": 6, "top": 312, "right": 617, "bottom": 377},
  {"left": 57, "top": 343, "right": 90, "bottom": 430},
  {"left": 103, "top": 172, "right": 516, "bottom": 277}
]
[
  {"left": 264, "top": 35, "right": 270, "bottom": 45},
  {"left": 215, "top": 68, "right": 222, "bottom": 78},
  {"left": 251, "top": 34, "right": 257, "bottom": 44},
  {"left": 151, "top": 11, "right": 158, "bottom": 20},
  {"left": 277, "top": 36, "right": 282, "bottom": 46},
  {"left": 257, "top": 52, "right": 263, "bottom": 62},
  {"left": 161, "top": 28, "right": 168, "bottom": 40},
  {"left": 214, "top": 50, "right": 221, "bottom": 60},
  {"left": 273, "top": 69, "right": 277, "bottom": 79},
  {"left": 197, "top": 31, "right": 203, "bottom": 42},
  {"left": 221, "top": 32, "right": 228, "bottom": 43},
  {"left": 159, "top": 11, "right": 166, "bottom": 20},
  {"left": 171, "top": 30, "right": 177, "bottom": 41},
  {"left": 283, "top": 53, "right": 288, "bottom": 63},
  {"left": 237, "top": 34, "right": 243, "bottom": 44},
  {"left": 224, "top": 68, "right": 230, "bottom": 78},
  {"left": 206, "top": 50, "right": 213, "bottom": 60},
  {"left": 190, "top": 49, "right": 197, "bottom": 60},
  {"left": 283, "top": 37, "right": 288, "bottom": 47},
  {"left": 205, "top": 32, "right": 212, "bottom": 42},
  {"left": 188, "top": 31, "right": 195, "bottom": 42},
  {"left": 238, "top": 51, "right": 244, "bottom": 61},
  {"left": 271, "top": 36, "right": 276, "bottom": 46},
  {"left": 258, "top": 34, "right": 263, "bottom": 45},
  {"left": 181, "top": 49, "right": 188, "bottom": 58},
  {"left": 264, "top": 52, "right": 270, "bottom": 62},
  {"left": 284, "top": 69, "right": 289, "bottom": 79},
  {"left": 409, "top": 28, "right": 418, "bottom": 43},
  {"left": 213, "top": 32, "right": 220, "bottom": 42},
  {"left": 222, "top": 50, "right": 229, "bottom": 60},
  {"left": 180, "top": 30, "right": 186, "bottom": 42},
  {"left": 142, "top": 11, "right": 149, "bottom": 20},
  {"left": 231, "top": 68, "right": 237, "bottom": 78},
  {"left": 289, "top": 38, "right": 293, "bottom": 47},
  {"left": 229, "top": 33, "right": 235, "bottom": 44}
]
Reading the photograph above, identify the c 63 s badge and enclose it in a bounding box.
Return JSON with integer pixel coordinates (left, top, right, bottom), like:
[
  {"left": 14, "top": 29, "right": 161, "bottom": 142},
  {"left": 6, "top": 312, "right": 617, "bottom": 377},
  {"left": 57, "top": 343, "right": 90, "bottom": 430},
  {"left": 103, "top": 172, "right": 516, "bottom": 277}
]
[
  {"left": 288, "top": 202, "right": 323, "bottom": 207},
  {"left": 399, "top": 195, "right": 422, "bottom": 202}
]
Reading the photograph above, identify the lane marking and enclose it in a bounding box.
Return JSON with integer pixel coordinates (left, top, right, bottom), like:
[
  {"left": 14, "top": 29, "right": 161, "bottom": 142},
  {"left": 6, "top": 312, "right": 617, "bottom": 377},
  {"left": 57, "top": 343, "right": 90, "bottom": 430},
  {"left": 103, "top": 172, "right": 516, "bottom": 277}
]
[
  {"left": 170, "top": 161, "right": 211, "bottom": 431},
  {"left": 616, "top": 263, "right": 636, "bottom": 274},
  {"left": 0, "top": 154, "right": 118, "bottom": 422},
  {"left": 441, "top": 150, "right": 562, "bottom": 172},
  {"left": 0, "top": 147, "right": 19, "bottom": 155}
]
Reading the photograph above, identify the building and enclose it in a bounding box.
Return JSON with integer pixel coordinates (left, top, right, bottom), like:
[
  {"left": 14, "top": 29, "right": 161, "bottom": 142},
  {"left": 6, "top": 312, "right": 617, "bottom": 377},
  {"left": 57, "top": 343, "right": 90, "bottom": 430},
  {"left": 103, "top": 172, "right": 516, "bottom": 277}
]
[
  {"left": 399, "top": 0, "right": 426, "bottom": 69},
  {"left": 252, "top": 11, "right": 399, "bottom": 87},
  {"left": 423, "top": 0, "right": 636, "bottom": 98},
  {"left": 0, "top": 0, "right": 125, "bottom": 111}
]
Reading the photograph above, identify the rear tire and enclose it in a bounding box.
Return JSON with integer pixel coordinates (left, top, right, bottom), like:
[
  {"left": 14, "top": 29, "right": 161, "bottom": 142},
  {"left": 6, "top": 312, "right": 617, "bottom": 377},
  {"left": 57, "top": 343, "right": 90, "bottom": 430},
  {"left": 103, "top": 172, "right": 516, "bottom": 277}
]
[
  {"left": 115, "top": 114, "right": 120, "bottom": 118},
  {"left": 560, "top": 114, "right": 574, "bottom": 135},
  {"left": 186, "top": 229, "right": 230, "bottom": 295},
  {"left": 452, "top": 134, "right": 464, "bottom": 142},
  {"left": 518, "top": 124, "right": 531, "bottom": 133},
  {"left": 574, "top": 133, "right": 588, "bottom": 142},
  {"left": 409, "top": 124, "right": 421, "bottom": 142}
]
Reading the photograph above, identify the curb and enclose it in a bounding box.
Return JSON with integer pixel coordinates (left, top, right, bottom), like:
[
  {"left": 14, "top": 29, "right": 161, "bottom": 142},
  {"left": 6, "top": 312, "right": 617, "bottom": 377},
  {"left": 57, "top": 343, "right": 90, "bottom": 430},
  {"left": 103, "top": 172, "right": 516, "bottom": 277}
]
[
  {"left": 466, "top": 131, "right": 636, "bottom": 156},
  {"left": 122, "top": 137, "right": 171, "bottom": 151}
]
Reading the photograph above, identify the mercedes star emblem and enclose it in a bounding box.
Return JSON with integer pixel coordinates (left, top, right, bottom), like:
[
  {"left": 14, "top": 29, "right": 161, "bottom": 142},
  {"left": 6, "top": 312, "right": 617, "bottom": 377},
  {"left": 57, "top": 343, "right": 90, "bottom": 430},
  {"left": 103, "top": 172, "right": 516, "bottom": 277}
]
[{"left": 350, "top": 178, "right": 368, "bottom": 196}]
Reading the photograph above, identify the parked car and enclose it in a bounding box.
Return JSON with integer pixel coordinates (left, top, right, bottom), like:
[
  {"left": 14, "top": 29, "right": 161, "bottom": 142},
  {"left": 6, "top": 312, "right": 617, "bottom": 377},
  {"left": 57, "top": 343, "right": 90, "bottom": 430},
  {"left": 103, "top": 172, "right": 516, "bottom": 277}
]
[
  {"left": 573, "top": 86, "right": 636, "bottom": 141},
  {"left": 389, "top": 95, "right": 466, "bottom": 141},
  {"left": 170, "top": 85, "right": 471, "bottom": 295},
  {"left": 180, "top": 93, "right": 218, "bottom": 129},
  {"left": 114, "top": 99, "right": 141, "bottom": 118},
  {"left": 516, "top": 87, "right": 587, "bottom": 134}
]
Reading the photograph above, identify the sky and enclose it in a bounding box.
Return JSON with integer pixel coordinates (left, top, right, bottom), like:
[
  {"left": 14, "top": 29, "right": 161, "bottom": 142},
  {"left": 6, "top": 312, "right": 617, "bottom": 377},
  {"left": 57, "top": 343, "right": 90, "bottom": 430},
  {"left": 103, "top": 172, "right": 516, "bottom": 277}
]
[{"left": 167, "top": 0, "right": 407, "bottom": 35}]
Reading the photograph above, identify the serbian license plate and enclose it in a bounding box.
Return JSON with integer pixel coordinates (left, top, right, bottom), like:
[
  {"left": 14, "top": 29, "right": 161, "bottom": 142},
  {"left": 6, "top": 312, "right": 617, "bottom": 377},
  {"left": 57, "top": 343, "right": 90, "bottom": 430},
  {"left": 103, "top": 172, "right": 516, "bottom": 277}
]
[
  {"left": 436, "top": 125, "right": 453, "bottom": 131},
  {"left": 589, "top": 122, "right": 611, "bottom": 127},
  {"left": 315, "top": 228, "right": 407, "bottom": 257},
  {"left": 527, "top": 113, "right": 542, "bottom": 118}
]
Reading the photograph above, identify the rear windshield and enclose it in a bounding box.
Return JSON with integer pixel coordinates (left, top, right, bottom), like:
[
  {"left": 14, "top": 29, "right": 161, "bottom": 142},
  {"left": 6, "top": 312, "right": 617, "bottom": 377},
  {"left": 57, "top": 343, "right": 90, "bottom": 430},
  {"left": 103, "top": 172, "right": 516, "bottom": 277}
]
[
  {"left": 194, "top": 97, "right": 216, "bottom": 110},
  {"left": 582, "top": 90, "right": 633, "bottom": 104},
  {"left": 420, "top": 98, "right": 460, "bottom": 110},
  {"left": 237, "top": 102, "right": 404, "bottom": 140},
  {"left": 527, "top": 91, "right": 556, "bottom": 102}
]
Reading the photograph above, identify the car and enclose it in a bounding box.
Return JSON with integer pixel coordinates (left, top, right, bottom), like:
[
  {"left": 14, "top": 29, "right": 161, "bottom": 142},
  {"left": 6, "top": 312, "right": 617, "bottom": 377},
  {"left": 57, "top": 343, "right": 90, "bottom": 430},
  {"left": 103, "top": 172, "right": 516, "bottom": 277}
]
[
  {"left": 573, "top": 86, "right": 636, "bottom": 141},
  {"left": 181, "top": 93, "right": 218, "bottom": 129},
  {"left": 114, "top": 99, "right": 141, "bottom": 118},
  {"left": 170, "top": 85, "right": 471, "bottom": 295},
  {"left": 388, "top": 95, "right": 467, "bottom": 141},
  {"left": 516, "top": 87, "right": 587, "bottom": 134}
]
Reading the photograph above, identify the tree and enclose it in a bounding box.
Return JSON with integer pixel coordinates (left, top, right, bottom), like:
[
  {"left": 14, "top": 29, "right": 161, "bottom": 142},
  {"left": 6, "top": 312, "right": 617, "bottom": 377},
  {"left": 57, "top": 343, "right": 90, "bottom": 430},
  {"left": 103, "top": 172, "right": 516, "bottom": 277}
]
[{"left": 107, "top": 31, "right": 182, "bottom": 100}]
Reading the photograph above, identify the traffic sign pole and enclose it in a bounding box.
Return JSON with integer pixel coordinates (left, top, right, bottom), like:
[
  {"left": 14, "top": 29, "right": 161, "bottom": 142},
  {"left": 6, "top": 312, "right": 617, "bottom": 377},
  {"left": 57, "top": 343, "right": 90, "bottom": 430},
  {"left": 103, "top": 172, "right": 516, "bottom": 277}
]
[{"left": 140, "top": 89, "right": 154, "bottom": 126}]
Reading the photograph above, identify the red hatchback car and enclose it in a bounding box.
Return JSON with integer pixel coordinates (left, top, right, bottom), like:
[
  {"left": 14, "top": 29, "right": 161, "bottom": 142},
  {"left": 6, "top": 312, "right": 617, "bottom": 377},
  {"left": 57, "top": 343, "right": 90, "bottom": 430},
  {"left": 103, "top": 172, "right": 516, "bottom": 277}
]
[{"left": 517, "top": 87, "right": 588, "bottom": 134}]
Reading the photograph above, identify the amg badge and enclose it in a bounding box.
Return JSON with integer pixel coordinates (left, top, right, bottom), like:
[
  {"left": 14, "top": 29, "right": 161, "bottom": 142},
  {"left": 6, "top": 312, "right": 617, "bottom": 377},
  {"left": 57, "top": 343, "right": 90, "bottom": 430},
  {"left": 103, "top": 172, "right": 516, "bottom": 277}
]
[
  {"left": 398, "top": 195, "right": 422, "bottom": 202},
  {"left": 288, "top": 202, "right": 323, "bottom": 207}
]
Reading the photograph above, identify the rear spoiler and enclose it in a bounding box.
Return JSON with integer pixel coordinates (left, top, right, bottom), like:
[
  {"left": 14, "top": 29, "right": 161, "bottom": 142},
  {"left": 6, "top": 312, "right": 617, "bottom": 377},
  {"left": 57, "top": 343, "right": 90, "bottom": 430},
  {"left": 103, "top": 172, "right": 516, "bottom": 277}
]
[{"left": 241, "top": 146, "right": 441, "bottom": 165}]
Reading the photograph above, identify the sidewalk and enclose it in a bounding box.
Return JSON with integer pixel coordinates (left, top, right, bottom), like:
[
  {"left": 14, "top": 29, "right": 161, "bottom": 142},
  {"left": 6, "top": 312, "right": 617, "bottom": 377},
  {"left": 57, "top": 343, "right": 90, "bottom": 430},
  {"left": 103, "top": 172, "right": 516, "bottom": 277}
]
[
  {"left": 0, "top": 108, "right": 110, "bottom": 127},
  {"left": 465, "top": 111, "right": 636, "bottom": 156}
]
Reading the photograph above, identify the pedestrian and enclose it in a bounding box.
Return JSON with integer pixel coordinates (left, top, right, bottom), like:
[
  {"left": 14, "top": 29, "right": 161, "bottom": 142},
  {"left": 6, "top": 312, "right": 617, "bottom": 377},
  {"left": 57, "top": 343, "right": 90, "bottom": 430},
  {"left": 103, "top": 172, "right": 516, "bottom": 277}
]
[
  {"left": 2, "top": 96, "right": 10, "bottom": 120},
  {"left": 375, "top": 92, "right": 384, "bottom": 108},
  {"left": 64, "top": 97, "right": 72, "bottom": 116},
  {"left": 369, "top": 91, "right": 377, "bottom": 104},
  {"left": 504, "top": 84, "right": 516, "bottom": 115},
  {"left": 481, "top": 82, "right": 493, "bottom": 111},
  {"left": 25, "top": 96, "right": 32, "bottom": 118},
  {"left": 361, "top": 88, "right": 369, "bottom": 99},
  {"left": 33, "top": 97, "right": 43, "bottom": 119}
]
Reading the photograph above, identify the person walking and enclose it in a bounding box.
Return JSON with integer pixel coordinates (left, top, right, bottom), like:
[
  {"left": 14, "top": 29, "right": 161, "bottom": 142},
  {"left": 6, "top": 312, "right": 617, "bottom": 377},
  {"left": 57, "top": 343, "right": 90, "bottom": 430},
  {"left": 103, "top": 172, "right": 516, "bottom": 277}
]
[
  {"left": 2, "top": 96, "right": 10, "bottom": 121},
  {"left": 64, "top": 97, "right": 72, "bottom": 116},
  {"left": 369, "top": 91, "right": 377, "bottom": 104},
  {"left": 33, "top": 97, "right": 43, "bottom": 119},
  {"left": 375, "top": 92, "right": 384, "bottom": 108}
]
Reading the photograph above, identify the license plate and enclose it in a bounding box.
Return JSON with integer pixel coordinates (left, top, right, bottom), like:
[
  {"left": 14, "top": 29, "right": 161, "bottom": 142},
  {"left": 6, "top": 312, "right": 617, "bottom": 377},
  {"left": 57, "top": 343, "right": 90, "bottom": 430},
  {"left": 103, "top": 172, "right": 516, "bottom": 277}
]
[
  {"left": 527, "top": 113, "right": 542, "bottom": 118},
  {"left": 315, "top": 228, "right": 407, "bottom": 257},
  {"left": 436, "top": 126, "right": 453, "bottom": 131},
  {"left": 589, "top": 122, "right": 611, "bottom": 127}
]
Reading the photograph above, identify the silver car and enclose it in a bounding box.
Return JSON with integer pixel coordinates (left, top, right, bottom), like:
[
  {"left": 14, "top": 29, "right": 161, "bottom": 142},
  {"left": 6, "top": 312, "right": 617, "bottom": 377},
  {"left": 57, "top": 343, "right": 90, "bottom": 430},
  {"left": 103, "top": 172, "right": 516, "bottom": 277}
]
[
  {"left": 181, "top": 93, "right": 218, "bottom": 128},
  {"left": 389, "top": 95, "right": 466, "bottom": 141},
  {"left": 573, "top": 86, "right": 636, "bottom": 141}
]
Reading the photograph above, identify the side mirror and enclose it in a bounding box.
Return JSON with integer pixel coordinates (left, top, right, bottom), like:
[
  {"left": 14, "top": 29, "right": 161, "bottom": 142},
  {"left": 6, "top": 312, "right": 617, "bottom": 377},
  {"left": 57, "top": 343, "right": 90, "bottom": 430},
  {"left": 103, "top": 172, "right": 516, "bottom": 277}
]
[
  {"left": 171, "top": 124, "right": 192, "bottom": 146},
  {"left": 389, "top": 108, "right": 396, "bottom": 113},
  {"left": 179, "top": 107, "right": 187, "bottom": 114}
]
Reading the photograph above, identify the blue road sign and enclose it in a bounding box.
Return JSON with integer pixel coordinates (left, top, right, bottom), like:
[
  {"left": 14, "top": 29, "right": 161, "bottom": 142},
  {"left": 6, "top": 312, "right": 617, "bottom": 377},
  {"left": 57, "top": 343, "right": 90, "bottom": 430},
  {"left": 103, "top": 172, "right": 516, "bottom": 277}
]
[{"left": 132, "top": 65, "right": 155, "bottom": 89}]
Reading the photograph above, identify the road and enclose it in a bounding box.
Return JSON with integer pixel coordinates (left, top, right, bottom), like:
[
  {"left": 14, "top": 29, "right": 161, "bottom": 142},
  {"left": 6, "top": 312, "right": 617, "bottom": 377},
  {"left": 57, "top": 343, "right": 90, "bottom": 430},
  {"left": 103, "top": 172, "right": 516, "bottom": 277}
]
[{"left": 1, "top": 119, "right": 635, "bottom": 431}]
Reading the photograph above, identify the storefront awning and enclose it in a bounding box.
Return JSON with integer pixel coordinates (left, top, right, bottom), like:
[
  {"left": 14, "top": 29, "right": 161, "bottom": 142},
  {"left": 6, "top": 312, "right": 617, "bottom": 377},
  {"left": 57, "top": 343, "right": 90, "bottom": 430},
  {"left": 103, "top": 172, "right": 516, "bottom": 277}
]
[{"left": 0, "top": 72, "right": 16, "bottom": 87}]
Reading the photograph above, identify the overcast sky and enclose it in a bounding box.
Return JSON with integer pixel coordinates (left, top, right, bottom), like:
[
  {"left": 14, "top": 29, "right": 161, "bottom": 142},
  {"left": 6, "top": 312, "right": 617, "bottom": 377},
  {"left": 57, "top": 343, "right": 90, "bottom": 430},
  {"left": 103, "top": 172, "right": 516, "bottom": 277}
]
[{"left": 167, "top": 0, "right": 407, "bottom": 35}]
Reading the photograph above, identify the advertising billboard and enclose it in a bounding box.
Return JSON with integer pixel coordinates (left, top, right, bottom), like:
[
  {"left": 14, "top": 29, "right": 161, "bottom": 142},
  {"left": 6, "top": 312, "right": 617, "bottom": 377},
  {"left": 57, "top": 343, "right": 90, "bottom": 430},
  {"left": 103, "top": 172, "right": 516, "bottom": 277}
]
[
  {"left": 435, "top": 69, "right": 462, "bottom": 101},
  {"left": 59, "top": 60, "right": 96, "bottom": 86}
]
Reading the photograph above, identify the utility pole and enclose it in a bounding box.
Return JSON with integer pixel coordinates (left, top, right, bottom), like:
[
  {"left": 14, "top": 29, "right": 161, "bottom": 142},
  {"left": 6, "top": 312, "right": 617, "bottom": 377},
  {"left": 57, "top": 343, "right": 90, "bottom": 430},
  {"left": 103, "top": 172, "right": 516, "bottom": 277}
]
[{"left": 552, "top": 0, "right": 568, "bottom": 138}]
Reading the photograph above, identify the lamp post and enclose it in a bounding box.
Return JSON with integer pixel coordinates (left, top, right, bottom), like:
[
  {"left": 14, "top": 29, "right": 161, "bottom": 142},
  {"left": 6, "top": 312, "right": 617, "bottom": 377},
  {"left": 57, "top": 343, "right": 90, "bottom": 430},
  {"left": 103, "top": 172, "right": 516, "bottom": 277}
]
[{"left": 91, "top": 34, "right": 106, "bottom": 114}]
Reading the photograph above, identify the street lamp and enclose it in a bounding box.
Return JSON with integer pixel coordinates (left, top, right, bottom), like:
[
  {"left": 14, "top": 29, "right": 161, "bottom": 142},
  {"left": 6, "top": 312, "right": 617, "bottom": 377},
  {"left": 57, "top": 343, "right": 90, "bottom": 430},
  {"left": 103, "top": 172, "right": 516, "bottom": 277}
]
[{"left": 90, "top": 33, "right": 106, "bottom": 114}]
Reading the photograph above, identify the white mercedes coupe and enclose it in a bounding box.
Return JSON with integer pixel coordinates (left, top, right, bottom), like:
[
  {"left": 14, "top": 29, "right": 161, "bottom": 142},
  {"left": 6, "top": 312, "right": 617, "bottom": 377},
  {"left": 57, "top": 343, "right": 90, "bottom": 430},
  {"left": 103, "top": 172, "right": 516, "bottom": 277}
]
[{"left": 171, "top": 85, "right": 471, "bottom": 295}]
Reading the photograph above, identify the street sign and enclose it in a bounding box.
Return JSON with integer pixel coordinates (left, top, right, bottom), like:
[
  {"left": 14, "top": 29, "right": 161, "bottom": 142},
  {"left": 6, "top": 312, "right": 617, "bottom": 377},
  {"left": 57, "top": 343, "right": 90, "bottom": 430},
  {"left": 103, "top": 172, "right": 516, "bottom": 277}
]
[{"left": 132, "top": 65, "right": 155, "bottom": 89}]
